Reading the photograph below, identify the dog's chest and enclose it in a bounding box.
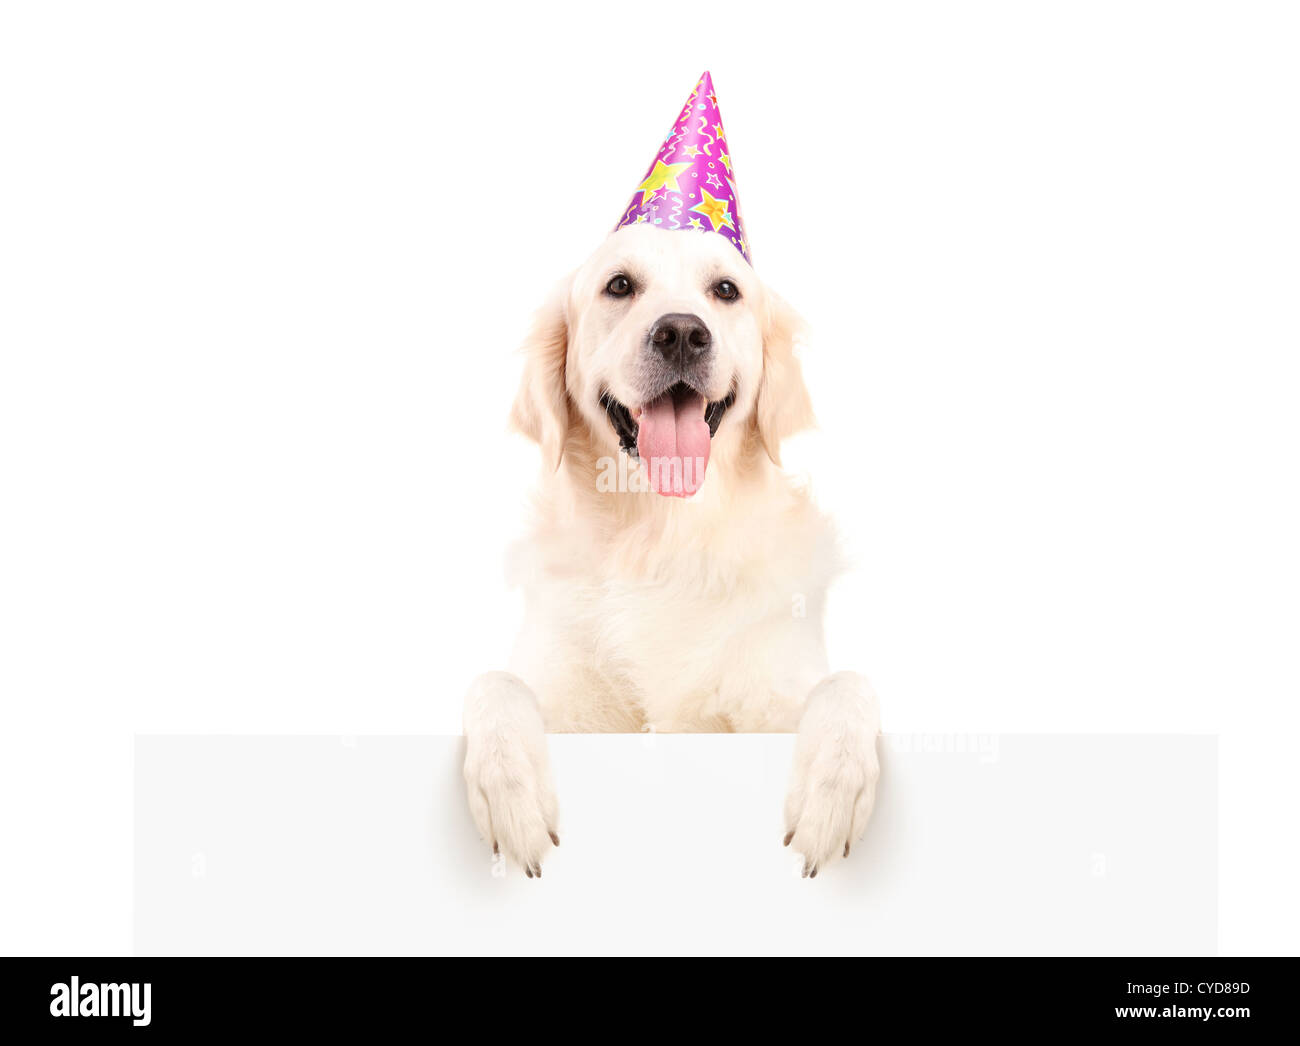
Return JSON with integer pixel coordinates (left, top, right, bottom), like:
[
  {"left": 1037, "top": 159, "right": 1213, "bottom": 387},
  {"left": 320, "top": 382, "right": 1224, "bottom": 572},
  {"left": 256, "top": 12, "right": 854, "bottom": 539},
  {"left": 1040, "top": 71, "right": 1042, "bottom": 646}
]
[
  {"left": 515, "top": 493, "right": 839, "bottom": 729},
  {"left": 577, "top": 549, "right": 823, "bottom": 721}
]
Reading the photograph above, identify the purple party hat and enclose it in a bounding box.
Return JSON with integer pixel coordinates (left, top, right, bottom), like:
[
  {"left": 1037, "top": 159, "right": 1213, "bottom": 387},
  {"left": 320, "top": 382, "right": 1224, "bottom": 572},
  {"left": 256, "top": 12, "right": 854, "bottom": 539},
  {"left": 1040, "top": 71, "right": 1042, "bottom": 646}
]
[{"left": 614, "top": 71, "right": 751, "bottom": 265}]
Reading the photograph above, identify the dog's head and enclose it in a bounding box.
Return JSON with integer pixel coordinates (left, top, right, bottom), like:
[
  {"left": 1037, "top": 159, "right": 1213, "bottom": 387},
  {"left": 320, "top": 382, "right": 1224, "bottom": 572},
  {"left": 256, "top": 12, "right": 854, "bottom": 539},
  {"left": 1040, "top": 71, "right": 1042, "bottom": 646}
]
[{"left": 510, "top": 224, "right": 813, "bottom": 496}]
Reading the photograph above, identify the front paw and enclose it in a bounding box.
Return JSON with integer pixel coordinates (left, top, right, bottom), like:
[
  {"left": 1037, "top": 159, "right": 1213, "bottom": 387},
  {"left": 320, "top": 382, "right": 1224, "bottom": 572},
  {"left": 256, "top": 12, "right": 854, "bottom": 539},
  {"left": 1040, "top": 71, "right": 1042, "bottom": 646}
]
[
  {"left": 782, "top": 671, "right": 881, "bottom": 877},
  {"left": 463, "top": 672, "right": 559, "bottom": 878}
]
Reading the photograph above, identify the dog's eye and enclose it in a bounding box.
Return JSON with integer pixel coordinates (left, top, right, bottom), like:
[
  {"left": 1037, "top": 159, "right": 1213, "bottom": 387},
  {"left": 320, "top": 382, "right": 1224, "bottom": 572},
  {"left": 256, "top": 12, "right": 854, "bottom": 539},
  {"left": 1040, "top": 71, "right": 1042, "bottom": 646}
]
[
  {"left": 605, "top": 275, "right": 633, "bottom": 298},
  {"left": 713, "top": 279, "right": 740, "bottom": 302}
]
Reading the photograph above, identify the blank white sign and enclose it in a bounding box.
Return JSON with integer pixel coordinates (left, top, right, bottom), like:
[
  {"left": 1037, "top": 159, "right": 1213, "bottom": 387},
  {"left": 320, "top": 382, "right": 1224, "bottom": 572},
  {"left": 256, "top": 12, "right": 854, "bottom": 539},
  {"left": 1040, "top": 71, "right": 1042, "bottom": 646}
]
[{"left": 135, "top": 733, "right": 1215, "bottom": 955}]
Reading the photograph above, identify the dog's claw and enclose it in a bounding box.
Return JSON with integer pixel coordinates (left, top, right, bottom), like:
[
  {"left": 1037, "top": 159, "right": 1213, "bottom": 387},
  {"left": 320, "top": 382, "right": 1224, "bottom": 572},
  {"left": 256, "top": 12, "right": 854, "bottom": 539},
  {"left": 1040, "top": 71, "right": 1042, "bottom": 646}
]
[
  {"left": 549, "top": 830, "right": 560, "bottom": 847},
  {"left": 844, "top": 841, "right": 850, "bottom": 858},
  {"left": 524, "top": 866, "right": 534, "bottom": 879},
  {"left": 492, "top": 841, "right": 499, "bottom": 856},
  {"left": 783, "top": 830, "right": 794, "bottom": 847}
]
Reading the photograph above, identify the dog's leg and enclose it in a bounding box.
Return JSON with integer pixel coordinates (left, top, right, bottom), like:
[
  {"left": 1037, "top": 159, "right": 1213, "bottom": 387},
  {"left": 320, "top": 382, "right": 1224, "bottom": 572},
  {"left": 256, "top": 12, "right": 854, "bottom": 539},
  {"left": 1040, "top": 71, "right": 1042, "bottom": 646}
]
[
  {"left": 782, "top": 671, "right": 881, "bottom": 877},
  {"left": 463, "top": 671, "right": 558, "bottom": 877}
]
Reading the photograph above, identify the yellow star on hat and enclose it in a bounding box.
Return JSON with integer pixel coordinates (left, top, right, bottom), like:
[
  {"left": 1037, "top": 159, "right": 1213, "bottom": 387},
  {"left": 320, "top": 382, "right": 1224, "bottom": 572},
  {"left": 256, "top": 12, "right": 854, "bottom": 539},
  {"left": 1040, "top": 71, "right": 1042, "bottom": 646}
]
[
  {"left": 635, "top": 159, "right": 693, "bottom": 206},
  {"left": 689, "top": 189, "right": 734, "bottom": 232}
]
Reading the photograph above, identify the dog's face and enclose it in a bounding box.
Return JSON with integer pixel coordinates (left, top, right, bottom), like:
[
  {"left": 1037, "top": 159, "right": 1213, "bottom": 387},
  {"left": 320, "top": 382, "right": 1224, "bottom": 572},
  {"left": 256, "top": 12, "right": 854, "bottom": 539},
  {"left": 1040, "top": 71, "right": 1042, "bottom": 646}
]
[
  {"left": 568, "top": 225, "right": 759, "bottom": 483},
  {"left": 512, "top": 225, "right": 813, "bottom": 497}
]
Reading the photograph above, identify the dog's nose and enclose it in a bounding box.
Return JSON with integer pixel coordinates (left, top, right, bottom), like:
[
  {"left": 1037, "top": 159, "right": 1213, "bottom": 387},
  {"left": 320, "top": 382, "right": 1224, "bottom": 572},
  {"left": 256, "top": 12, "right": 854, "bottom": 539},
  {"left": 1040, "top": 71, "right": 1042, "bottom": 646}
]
[{"left": 648, "top": 313, "right": 712, "bottom": 368}]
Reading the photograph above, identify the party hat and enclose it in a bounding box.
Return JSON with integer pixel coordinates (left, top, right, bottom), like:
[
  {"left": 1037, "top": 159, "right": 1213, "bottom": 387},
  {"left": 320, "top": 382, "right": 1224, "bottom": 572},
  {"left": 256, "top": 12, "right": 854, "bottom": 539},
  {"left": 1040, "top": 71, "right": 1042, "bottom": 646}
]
[{"left": 614, "top": 71, "right": 751, "bottom": 264}]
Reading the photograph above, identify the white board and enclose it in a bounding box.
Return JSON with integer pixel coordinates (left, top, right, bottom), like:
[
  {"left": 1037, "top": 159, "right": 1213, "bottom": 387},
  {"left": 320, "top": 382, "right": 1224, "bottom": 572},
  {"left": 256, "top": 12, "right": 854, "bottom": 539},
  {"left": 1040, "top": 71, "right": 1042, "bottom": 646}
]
[{"left": 134, "top": 733, "right": 1216, "bottom": 955}]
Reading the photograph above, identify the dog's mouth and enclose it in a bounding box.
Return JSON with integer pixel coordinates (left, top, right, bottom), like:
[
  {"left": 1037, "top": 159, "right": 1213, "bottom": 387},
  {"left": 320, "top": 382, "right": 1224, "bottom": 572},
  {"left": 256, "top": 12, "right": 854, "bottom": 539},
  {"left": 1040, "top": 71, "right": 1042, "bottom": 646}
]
[{"left": 600, "top": 382, "right": 736, "bottom": 498}]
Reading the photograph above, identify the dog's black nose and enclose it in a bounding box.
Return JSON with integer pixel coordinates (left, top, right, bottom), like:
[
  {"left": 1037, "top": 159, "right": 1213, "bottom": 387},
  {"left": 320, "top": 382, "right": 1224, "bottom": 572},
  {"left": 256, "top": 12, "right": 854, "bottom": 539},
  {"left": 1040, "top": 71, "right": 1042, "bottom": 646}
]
[{"left": 648, "top": 313, "right": 712, "bottom": 367}]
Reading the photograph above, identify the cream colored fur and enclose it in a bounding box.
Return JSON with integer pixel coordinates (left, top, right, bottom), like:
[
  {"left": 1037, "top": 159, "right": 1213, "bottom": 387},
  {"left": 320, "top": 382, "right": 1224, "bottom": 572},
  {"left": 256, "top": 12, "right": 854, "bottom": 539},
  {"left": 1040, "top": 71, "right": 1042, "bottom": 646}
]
[{"left": 463, "top": 225, "right": 880, "bottom": 878}]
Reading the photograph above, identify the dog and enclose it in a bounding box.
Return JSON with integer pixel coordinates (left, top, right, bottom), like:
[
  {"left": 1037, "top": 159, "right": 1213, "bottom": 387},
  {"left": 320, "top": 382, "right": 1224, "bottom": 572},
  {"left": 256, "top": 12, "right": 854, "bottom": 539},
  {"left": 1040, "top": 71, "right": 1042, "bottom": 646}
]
[{"left": 462, "top": 220, "right": 881, "bottom": 879}]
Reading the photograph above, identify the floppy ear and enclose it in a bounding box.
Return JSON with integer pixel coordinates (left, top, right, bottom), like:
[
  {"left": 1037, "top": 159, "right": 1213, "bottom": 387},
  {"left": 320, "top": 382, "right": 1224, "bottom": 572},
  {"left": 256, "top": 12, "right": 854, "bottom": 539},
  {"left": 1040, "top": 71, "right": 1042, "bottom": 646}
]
[
  {"left": 755, "top": 288, "right": 815, "bottom": 465},
  {"left": 509, "top": 286, "right": 571, "bottom": 471}
]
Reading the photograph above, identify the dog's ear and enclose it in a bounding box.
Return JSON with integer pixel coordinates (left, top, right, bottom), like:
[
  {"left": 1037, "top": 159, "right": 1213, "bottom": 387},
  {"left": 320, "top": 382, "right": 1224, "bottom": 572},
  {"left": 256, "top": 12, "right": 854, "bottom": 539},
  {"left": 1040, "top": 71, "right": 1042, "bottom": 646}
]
[
  {"left": 509, "top": 284, "right": 571, "bottom": 471},
  {"left": 755, "top": 287, "right": 815, "bottom": 466}
]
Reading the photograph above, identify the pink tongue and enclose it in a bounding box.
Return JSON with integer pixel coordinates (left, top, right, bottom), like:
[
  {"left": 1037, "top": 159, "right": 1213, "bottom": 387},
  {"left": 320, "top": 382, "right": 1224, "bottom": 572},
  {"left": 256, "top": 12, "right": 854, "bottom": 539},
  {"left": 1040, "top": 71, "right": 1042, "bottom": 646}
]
[{"left": 636, "top": 389, "right": 711, "bottom": 497}]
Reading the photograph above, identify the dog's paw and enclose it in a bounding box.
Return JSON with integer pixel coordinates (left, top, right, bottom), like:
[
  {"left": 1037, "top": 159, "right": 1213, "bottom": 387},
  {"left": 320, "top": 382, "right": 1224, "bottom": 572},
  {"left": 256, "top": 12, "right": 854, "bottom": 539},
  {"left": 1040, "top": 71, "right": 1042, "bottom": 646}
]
[
  {"left": 464, "top": 736, "right": 558, "bottom": 877},
  {"left": 782, "top": 671, "right": 881, "bottom": 877},
  {"left": 463, "top": 672, "right": 559, "bottom": 877}
]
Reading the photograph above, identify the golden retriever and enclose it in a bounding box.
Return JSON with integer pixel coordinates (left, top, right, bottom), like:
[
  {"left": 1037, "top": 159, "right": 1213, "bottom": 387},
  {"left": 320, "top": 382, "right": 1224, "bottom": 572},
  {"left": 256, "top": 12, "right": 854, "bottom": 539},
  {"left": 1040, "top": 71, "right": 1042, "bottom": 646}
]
[{"left": 463, "top": 223, "right": 881, "bottom": 878}]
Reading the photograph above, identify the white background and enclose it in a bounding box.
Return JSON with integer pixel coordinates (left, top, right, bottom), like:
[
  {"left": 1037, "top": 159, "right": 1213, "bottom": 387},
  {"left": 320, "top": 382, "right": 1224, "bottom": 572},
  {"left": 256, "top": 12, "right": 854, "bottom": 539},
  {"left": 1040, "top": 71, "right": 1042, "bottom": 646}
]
[{"left": 1, "top": 1, "right": 1296, "bottom": 955}]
